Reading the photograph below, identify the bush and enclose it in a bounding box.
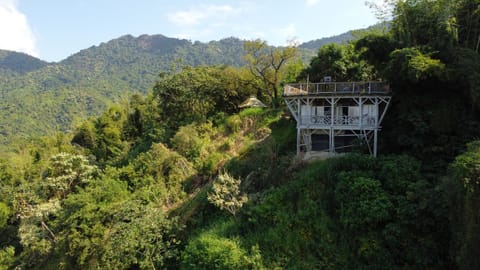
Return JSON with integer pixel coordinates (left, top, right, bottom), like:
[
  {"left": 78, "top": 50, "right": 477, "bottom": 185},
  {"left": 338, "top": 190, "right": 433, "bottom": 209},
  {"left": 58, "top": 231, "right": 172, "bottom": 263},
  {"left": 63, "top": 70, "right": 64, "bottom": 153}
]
[
  {"left": 0, "top": 246, "right": 15, "bottom": 270},
  {"left": 208, "top": 172, "right": 248, "bottom": 217},
  {"left": 0, "top": 203, "right": 9, "bottom": 230},
  {"left": 171, "top": 124, "right": 202, "bottom": 160},
  {"left": 181, "top": 233, "right": 251, "bottom": 270},
  {"left": 225, "top": 115, "right": 242, "bottom": 133},
  {"left": 335, "top": 173, "right": 392, "bottom": 229}
]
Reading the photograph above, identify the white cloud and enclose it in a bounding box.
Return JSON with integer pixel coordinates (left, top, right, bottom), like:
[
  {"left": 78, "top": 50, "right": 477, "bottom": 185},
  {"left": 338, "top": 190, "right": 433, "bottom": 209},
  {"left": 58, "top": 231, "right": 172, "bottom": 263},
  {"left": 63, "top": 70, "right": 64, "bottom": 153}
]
[
  {"left": 306, "top": 0, "right": 319, "bottom": 6},
  {"left": 168, "top": 5, "right": 238, "bottom": 26},
  {"left": 0, "top": 0, "right": 38, "bottom": 57}
]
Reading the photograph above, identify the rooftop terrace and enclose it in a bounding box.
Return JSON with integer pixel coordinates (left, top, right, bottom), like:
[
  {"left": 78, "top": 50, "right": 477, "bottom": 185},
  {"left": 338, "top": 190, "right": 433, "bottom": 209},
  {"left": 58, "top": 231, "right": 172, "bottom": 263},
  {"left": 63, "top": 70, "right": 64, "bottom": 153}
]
[{"left": 283, "top": 81, "right": 390, "bottom": 96}]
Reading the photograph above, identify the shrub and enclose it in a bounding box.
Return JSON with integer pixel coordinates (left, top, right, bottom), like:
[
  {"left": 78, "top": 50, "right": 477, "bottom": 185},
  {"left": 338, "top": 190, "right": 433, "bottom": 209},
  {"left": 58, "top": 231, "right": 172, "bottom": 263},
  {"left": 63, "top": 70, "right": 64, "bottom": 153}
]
[
  {"left": 208, "top": 172, "right": 248, "bottom": 217},
  {"left": 225, "top": 115, "right": 242, "bottom": 133},
  {"left": 0, "top": 203, "right": 9, "bottom": 230},
  {"left": 335, "top": 173, "right": 392, "bottom": 229},
  {"left": 181, "top": 233, "right": 251, "bottom": 270}
]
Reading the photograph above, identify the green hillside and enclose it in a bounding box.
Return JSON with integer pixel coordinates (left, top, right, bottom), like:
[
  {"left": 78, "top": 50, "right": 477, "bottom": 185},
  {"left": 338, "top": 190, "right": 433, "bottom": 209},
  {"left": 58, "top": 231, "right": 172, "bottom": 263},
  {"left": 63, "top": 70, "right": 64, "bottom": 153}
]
[
  {"left": 299, "top": 23, "right": 388, "bottom": 51},
  {"left": 3, "top": 1, "right": 480, "bottom": 267},
  {"left": 0, "top": 35, "right": 267, "bottom": 147},
  {"left": 0, "top": 50, "right": 49, "bottom": 74}
]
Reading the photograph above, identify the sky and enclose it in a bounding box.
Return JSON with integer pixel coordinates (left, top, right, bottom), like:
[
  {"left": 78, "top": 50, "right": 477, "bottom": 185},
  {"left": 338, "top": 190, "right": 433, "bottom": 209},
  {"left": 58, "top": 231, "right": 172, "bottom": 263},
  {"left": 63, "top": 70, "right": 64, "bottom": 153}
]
[{"left": 0, "top": 0, "right": 381, "bottom": 62}]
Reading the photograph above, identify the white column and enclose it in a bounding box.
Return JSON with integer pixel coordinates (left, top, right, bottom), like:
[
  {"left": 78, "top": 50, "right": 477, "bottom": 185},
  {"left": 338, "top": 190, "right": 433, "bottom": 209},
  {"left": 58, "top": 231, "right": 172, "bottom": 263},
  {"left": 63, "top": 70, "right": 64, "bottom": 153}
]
[
  {"left": 359, "top": 97, "right": 363, "bottom": 129},
  {"left": 373, "top": 97, "right": 379, "bottom": 157},
  {"left": 297, "top": 128, "right": 301, "bottom": 156},
  {"left": 330, "top": 97, "right": 335, "bottom": 156}
]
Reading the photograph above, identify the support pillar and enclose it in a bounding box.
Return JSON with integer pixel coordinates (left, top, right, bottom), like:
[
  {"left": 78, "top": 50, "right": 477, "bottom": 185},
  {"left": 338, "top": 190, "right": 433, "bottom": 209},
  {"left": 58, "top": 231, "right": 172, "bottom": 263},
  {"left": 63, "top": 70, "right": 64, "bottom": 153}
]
[
  {"left": 297, "top": 128, "right": 301, "bottom": 156},
  {"left": 329, "top": 128, "right": 334, "bottom": 157},
  {"left": 373, "top": 97, "right": 379, "bottom": 158},
  {"left": 359, "top": 97, "right": 363, "bottom": 128}
]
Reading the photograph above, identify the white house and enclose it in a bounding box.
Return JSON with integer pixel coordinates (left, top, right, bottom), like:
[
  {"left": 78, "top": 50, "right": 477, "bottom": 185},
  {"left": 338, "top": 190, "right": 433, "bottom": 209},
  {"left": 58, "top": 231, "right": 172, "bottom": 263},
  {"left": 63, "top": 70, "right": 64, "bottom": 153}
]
[{"left": 283, "top": 81, "right": 391, "bottom": 157}]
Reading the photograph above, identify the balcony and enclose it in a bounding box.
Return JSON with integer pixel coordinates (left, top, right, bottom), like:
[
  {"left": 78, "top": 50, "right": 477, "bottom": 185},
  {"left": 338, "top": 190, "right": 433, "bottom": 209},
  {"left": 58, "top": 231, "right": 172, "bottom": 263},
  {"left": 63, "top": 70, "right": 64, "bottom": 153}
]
[
  {"left": 283, "top": 82, "right": 390, "bottom": 96},
  {"left": 299, "top": 115, "right": 377, "bottom": 129}
]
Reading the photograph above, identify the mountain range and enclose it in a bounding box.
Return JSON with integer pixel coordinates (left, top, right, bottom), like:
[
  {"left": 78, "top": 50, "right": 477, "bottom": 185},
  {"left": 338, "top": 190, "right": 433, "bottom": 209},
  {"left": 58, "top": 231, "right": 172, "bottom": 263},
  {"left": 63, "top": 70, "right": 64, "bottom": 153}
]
[{"left": 0, "top": 30, "right": 356, "bottom": 147}]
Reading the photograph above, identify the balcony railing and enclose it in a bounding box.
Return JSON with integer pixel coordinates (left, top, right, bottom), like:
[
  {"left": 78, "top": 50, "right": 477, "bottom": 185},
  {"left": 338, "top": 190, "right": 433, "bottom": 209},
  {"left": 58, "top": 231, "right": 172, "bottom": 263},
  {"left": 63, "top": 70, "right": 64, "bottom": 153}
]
[
  {"left": 299, "top": 115, "right": 376, "bottom": 127},
  {"left": 284, "top": 82, "right": 390, "bottom": 96}
]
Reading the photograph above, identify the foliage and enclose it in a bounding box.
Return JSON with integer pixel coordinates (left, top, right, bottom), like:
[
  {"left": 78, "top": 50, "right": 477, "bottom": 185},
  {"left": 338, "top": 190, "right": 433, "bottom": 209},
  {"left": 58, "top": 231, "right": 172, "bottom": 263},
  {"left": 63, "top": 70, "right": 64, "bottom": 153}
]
[
  {"left": 354, "top": 0, "right": 480, "bottom": 166},
  {"left": 0, "top": 202, "right": 9, "bottom": 230},
  {"left": 300, "top": 43, "right": 374, "bottom": 82},
  {"left": 354, "top": 33, "right": 398, "bottom": 74},
  {"left": 244, "top": 39, "right": 298, "bottom": 106},
  {"left": 456, "top": 0, "right": 480, "bottom": 51},
  {"left": 390, "top": 0, "right": 459, "bottom": 56},
  {"left": 0, "top": 246, "right": 15, "bottom": 270},
  {"left": 451, "top": 48, "right": 480, "bottom": 109},
  {"left": 129, "top": 143, "right": 195, "bottom": 205},
  {"left": 447, "top": 141, "right": 480, "bottom": 269},
  {"left": 335, "top": 173, "right": 392, "bottom": 229},
  {"left": 232, "top": 153, "right": 451, "bottom": 269},
  {"left": 47, "top": 176, "right": 130, "bottom": 269},
  {"left": 152, "top": 65, "right": 256, "bottom": 134},
  {"left": 208, "top": 172, "right": 248, "bottom": 217},
  {"left": 181, "top": 233, "right": 251, "bottom": 270},
  {"left": 181, "top": 219, "right": 264, "bottom": 270},
  {"left": 17, "top": 199, "right": 61, "bottom": 267},
  {"left": 386, "top": 47, "right": 446, "bottom": 84},
  {"left": 100, "top": 203, "right": 182, "bottom": 269},
  {"left": 43, "top": 153, "right": 97, "bottom": 199},
  {"left": 71, "top": 120, "right": 96, "bottom": 149}
]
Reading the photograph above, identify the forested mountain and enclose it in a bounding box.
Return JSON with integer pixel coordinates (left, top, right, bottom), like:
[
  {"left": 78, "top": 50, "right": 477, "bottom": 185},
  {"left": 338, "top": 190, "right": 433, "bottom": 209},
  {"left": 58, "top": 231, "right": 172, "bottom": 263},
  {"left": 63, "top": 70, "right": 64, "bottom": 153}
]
[
  {"left": 299, "top": 31, "right": 354, "bottom": 50},
  {"left": 299, "top": 23, "right": 388, "bottom": 50},
  {"left": 0, "top": 50, "right": 49, "bottom": 74},
  {"left": 0, "top": 35, "right": 256, "bottom": 147}
]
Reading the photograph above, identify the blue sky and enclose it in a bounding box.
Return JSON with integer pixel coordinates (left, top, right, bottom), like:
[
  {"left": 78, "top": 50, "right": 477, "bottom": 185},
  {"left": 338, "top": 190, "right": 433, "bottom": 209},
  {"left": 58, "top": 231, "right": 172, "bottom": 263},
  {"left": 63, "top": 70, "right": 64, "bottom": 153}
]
[{"left": 0, "top": 0, "right": 381, "bottom": 62}]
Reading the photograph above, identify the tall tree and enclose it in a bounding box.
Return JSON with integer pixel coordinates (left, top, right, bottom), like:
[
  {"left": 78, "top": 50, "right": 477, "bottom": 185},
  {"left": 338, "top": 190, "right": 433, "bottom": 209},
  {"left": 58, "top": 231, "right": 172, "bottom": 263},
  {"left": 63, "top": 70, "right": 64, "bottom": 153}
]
[
  {"left": 391, "top": 0, "right": 459, "bottom": 58},
  {"left": 456, "top": 0, "right": 480, "bottom": 52},
  {"left": 152, "top": 65, "right": 255, "bottom": 134},
  {"left": 244, "top": 39, "right": 297, "bottom": 107},
  {"left": 301, "top": 43, "right": 374, "bottom": 82}
]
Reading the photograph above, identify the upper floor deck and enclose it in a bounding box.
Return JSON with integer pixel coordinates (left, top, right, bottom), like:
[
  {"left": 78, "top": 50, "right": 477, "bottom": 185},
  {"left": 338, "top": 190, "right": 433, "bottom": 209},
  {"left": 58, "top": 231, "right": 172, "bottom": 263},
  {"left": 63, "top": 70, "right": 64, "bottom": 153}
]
[{"left": 283, "top": 81, "right": 390, "bottom": 97}]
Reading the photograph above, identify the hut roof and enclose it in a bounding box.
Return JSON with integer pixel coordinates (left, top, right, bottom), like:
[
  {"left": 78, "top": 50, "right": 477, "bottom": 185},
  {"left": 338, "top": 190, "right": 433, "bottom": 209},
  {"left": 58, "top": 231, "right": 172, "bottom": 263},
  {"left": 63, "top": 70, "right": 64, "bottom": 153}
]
[{"left": 238, "top": 96, "right": 267, "bottom": 108}]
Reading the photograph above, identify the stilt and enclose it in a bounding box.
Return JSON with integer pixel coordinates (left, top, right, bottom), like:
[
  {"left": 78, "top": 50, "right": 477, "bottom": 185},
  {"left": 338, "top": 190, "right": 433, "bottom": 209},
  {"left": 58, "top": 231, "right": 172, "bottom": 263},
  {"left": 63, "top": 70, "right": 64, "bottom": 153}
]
[{"left": 297, "top": 128, "right": 301, "bottom": 156}]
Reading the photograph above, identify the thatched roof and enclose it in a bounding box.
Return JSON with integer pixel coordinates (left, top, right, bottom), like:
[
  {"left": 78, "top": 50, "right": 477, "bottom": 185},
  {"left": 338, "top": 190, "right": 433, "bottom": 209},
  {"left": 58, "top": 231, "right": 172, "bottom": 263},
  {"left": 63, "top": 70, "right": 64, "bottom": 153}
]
[{"left": 238, "top": 96, "right": 267, "bottom": 108}]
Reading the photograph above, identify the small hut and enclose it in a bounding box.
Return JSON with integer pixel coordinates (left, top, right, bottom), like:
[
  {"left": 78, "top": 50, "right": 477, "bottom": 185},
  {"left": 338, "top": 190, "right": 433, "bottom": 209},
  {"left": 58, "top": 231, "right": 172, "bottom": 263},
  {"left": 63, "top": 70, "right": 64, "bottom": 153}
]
[{"left": 238, "top": 96, "right": 267, "bottom": 109}]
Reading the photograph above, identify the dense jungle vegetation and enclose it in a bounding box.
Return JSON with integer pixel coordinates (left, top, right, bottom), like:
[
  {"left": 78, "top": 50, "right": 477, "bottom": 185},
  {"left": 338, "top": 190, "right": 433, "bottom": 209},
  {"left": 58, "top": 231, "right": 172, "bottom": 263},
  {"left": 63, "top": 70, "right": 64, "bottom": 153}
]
[{"left": 1, "top": 0, "right": 480, "bottom": 269}]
